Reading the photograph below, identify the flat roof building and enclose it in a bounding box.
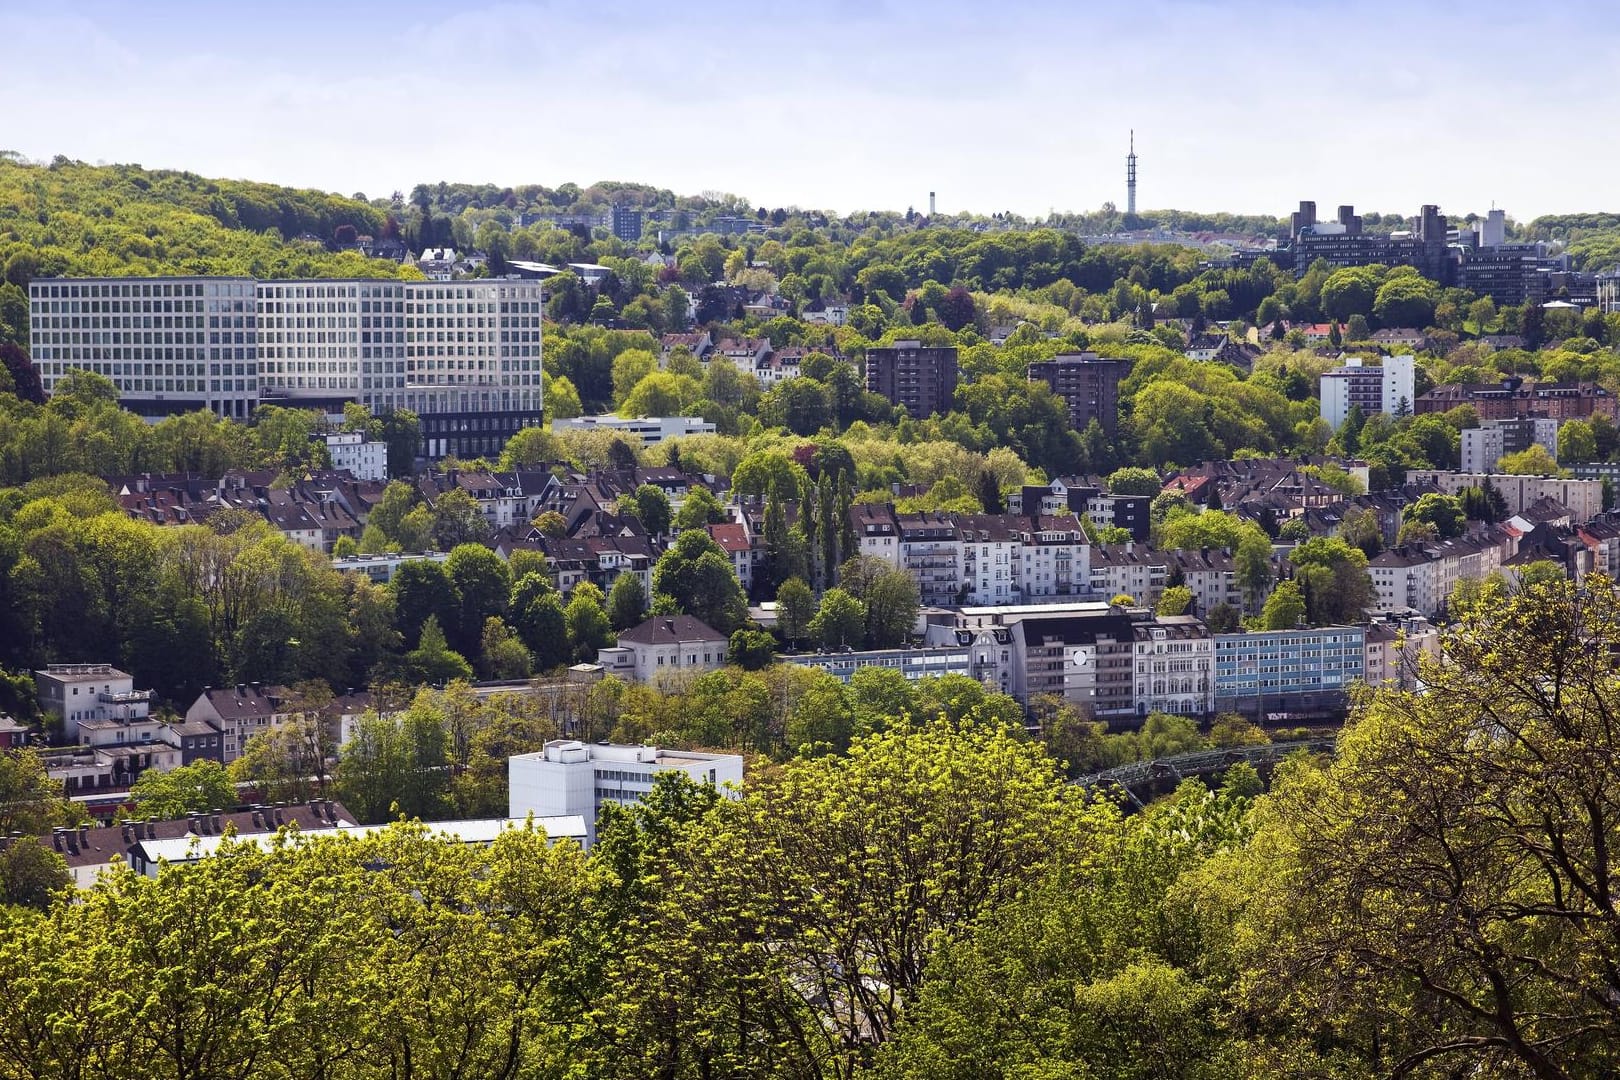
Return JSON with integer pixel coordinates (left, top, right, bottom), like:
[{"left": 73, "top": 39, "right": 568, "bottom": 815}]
[
  {"left": 509, "top": 739, "right": 743, "bottom": 841},
  {"left": 865, "top": 340, "right": 958, "bottom": 419}
]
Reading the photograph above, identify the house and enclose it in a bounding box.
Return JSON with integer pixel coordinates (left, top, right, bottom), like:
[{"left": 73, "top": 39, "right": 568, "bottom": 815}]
[
  {"left": 659, "top": 331, "right": 713, "bottom": 365},
  {"left": 707, "top": 522, "right": 754, "bottom": 594},
  {"left": 596, "top": 615, "right": 730, "bottom": 684},
  {"left": 35, "top": 664, "right": 153, "bottom": 741},
  {"left": 1370, "top": 328, "right": 1428, "bottom": 350}
]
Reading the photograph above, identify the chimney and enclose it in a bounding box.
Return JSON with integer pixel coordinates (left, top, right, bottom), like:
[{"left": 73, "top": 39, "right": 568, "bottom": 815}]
[
  {"left": 52, "top": 828, "right": 64, "bottom": 852},
  {"left": 121, "top": 822, "right": 135, "bottom": 843},
  {"left": 308, "top": 798, "right": 321, "bottom": 814},
  {"left": 211, "top": 810, "right": 223, "bottom": 833},
  {"left": 78, "top": 823, "right": 89, "bottom": 845},
  {"left": 323, "top": 799, "right": 337, "bottom": 824},
  {"left": 273, "top": 807, "right": 285, "bottom": 827}
]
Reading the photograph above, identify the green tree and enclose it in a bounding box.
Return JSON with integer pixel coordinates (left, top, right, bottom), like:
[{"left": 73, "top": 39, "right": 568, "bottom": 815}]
[
  {"left": 776, "top": 577, "right": 815, "bottom": 648},
  {"left": 129, "top": 760, "right": 237, "bottom": 819},
  {"left": 607, "top": 572, "right": 648, "bottom": 631},
  {"left": 565, "top": 583, "right": 615, "bottom": 661},
  {"left": 402, "top": 615, "right": 474, "bottom": 685},
  {"left": 651, "top": 529, "right": 749, "bottom": 634},
  {"left": 1260, "top": 578, "right": 1306, "bottom": 630},
  {"left": 1496, "top": 443, "right": 1563, "bottom": 476},
  {"left": 728, "top": 628, "right": 776, "bottom": 671},
  {"left": 445, "top": 543, "right": 511, "bottom": 658},
  {"left": 1372, "top": 272, "right": 1439, "bottom": 328},
  {"left": 429, "top": 488, "right": 491, "bottom": 548},
  {"left": 1404, "top": 492, "right": 1465, "bottom": 539},
  {"left": 1156, "top": 584, "right": 1194, "bottom": 616},
  {"left": 1106, "top": 466, "right": 1162, "bottom": 496},
  {"left": 623, "top": 484, "right": 672, "bottom": 536},
  {"left": 810, "top": 587, "right": 866, "bottom": 649}
]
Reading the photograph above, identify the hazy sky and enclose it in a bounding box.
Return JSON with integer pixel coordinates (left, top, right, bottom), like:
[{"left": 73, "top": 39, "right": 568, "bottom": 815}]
[{"left": 7, "top": 0, "right": 1618, "bottom": 221}]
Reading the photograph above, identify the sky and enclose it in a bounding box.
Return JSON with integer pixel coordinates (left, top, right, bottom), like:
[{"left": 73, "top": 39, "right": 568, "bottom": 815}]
[{"left": 6, "top": 0, "right": 1620, "bottom": 222}]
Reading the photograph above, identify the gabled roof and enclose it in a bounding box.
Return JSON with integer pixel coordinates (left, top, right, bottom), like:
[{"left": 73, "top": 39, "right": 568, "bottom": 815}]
[{"left": 618, "top": 615, "right": 727, "bottom": 646}]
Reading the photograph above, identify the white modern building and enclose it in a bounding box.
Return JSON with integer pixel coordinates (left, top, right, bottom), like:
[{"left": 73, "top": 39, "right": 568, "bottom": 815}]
[
  {"left": 321, "top": 431, "right": 388, "bottom": 481},
  {"left": 34, "top": 664, "right": 153, "bottom": 742},
  {"left": 29, "top": 277, "right": 261, "bottom": 419},
  {"left": 508, "top": 739, "right": 743, "bottom": 839},
  {"left": 551, "top": 415, "right": 717, "bottom": 446},
  {"left": 29, "top": 276, "right": 545, "bottom": 459},
  {"left": 1319, "top": 355, "right": 1415, "bottom": 429},
  {"left": 1461, "top": 418, "right": 1558, "bottom": 473},
  {"left": 1406, "top": 471, "right": 1602, "bottom": 522}
]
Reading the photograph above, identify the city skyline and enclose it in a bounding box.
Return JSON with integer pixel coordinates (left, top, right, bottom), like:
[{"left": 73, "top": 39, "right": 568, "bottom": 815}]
[{"left": 8, "top": 0, "right": 1620, "bottom": 221}]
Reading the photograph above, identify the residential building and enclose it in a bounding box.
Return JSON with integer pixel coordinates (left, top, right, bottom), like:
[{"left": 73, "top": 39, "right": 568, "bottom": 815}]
[
  {"left": 508, "top": 739, "right": 743, "bottom": 840},
  {"left": 1015, "top": 517, "right": 1092, "bottom": 600},
  {"left": 1406, "top": 471, "right": 1602, "bottom": 522},
  {"left": 1461, "top": 426, "right": 1506, "bottom": 473},
  {"left": 1212, "top": 626, "right": 1365, "bottom": 719},
  {"left": 864, "top": 340, "right": 959, "bottom": 418},
  {"left": 610, "top": 204, "right": 644, "bottom": 243},
  {"left": 551, "top": 415, "right": 717, "bottom": 446},
  {"left": 707, "top": 522, "right": 754, "bottom": 594},
  {"left": 34, "top": 664, "right": 153, "bottom": 742},
  {"left": 1131, "top": 615, "right": 1214, "bottom": 718},
  {"left": 28, "top": 276, "right": 261, "bottom": 420},
  {"left": 1362, "top": 611, "right": 1440, "bottom": 691},
  {"left": 596, "top": 615, "right": 730, "bottom": 683},
  {"left": 1319, "top": 355, "right": 1415, "bottom": 429},
  {"left": 1089, "top": 543, "right": 1169, "bottom": 606},
  {"left": 321, "top": 431, "right": 388, "bottom": 481},
  {"left": 1026, "top": 352, "right": 1125, "bottom": 434},
  {"left": 1416, "top": 378, "right": 1618, "bottom": 422}
]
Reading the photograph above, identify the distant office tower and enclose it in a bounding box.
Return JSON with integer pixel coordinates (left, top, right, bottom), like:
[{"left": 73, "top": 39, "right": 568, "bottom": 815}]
[
  {"left": 1126, "top": 131, "right": 1138, "bottom": 216},
  {"left": 31, "top": 276, "right": 545, "bottom": 460},
  {"left": 1027, "top": 352, "right": 1126, "bottom": 434},
  {"left": 1480, "top": 207, "right": 1506, "bottom": 248},
  {"left": 865, "top": 340, "right": 959, "bottom": 418},
  {"left": 611, "top": 204, "right": 643, "bottom": 243},
  {"left": 28, "top": 277, "right": 261, "bottom": 420}
]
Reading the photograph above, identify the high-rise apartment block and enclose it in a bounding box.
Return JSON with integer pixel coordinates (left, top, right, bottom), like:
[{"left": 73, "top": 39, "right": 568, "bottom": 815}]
[
  {"left": 864, "top": 340, "right": 959, "bottom": 418},
  {"left": 1027, "top": 352, "right": 1126, "bottom": 434},
  {"left": 30, "top": 276, "right": 544, "bottom": 460},
  {"left": 1319, "top": 355, "right": 1415, "bottom": 430}
]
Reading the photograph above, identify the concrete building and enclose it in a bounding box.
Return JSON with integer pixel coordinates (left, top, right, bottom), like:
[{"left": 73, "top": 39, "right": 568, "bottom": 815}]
[
  {"left": 595, "top": 615, "right": 730, "bottom": 684},
  {"left": 1026, "top": 352, "right": 1126, "bottom": 434},
  {"left": 1212, "top": 626, "right": 1365, "bottom": 719},
  {"left": 1460, "top": 426, "right": 1506, "bottom": 474},
  {"left": 864, "top": 340, "right": 959, "bottom": 418},
  {"left": 551, "top": 415, "right": 717, "bottom": 446},
  {"left": 1289, "top": 202, "right": 1455, "bottom": 286},
  {"left": 783, "top": 645, "right": 974, "bottom": 683},
  {"left": 30, "top": 276, "right": 545, "bottom": 460},
  {"left": 28, "top": 277, "right": 261, "bottom": 420},
  {"left": 1406, "top": 471, "right": 1602, "bottom": 522},
  {"left": 34, "top": 664, "right": 152, "bottom": 742},
  {"left": 321, "top": 431, "right": 388, "bottom": 481},
  {"left": 508, "top": 739, "right": 743, "bottom": 840},
  {"left": 331, "top": 550, "right": 452, "bottom": 584},
  {"left": 610, "top": 204, "right": 644, "bottom": 243},
  {"left": 1319, "top": 355, "right": 1415, "bottom": 429},
  {"left": 1362, "top": 611, "right": 1440, "bottom": 691}
]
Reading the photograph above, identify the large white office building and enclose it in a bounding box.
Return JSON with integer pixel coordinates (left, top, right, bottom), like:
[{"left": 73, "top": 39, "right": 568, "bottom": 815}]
[
  {"left": 29, "top": 277, "right": 261, "bottom": 419},
  {"left": 509, "top": 740, "right": 743, "bottom": 840},
  {"left": 29, "top": 275, "right": 545, "bottom": 459}
]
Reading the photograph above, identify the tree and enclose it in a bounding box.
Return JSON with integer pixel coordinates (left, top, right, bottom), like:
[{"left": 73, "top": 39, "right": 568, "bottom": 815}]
[
  {"left": 1205, "top": 602, "right": 1241, "bottom": 633},
  {"left": 1289, "top": 537, "right": 1374, "bottom": 625},
  {"left": 776, "top": 577, "right": 815, "bottom": 648},
  {"left": 510, "top": 577, "right": 571, "bottom": 671},
  {"left": 479, "top": 617, "right": 532, "bottom": 680},
  {"left": 1559, "top": 419, "right": 1597, "bottom": 463},
  {"left": 1106, "top": 466, "right": 1161, "bottom": 496},
  {"left": 672, "top": 486, "right": 725, "bottom": 530},
  {"left": 1403, "top": 492, "right": 1465, "bottom": 539},
  {"left": 810, "top": 588, "right": 866, "bottom": 649},
  {"left": 445, "top": 543, "right": 510, "bottom": 658},
  {"left": 0, "top": 750, "right": 72, "bottom": 836},
  {"left": 429, "top": 489, "right": 491, "bottom": 549},
  {"left": 402, "top": 615, "right": 474, "bottom": 685},
  {"left": 1236, "top": 575, "right": 1620, "bottom": 1079},
  {"left": 622, "top": 484, "right": 672, "bottom": 537},
  {"left": 129, "top": 760, "right": 237, "bottom": 819},
  {"left": 1496, "top": 443, "right": 1562, "bottom": 476},
  {"left": 391, "top": 558, "right": 460, "bottom": 649},
  {"left": 533, "top": 510, "right": 567, "bottom": 538},
  {"left": 651, "top": 529, "right": 749, "bottom": 634},
  {"left": 565, "top": 583, "right": 614, "bottom": 661},
  {"left": 0, "top": 842, "right": 69, "bottom": 908},
  {"left": 1156, "top": 585, "right": 1194, "bottom": 616},
  {"left": 1372, "top": 273, "right": 1439, "bottom": 328},
  {"left": 1260, "top": 579, "right": 1306, "bottom": 630},
  {"left": 607, "top": 573, "right": 648, "bottom": 631},
  {"left": 1320, "top": 266, "right": 1379, "bottom": 322},
  {"left": 728, "top": 628, "right": 775, "bottom": 670}
]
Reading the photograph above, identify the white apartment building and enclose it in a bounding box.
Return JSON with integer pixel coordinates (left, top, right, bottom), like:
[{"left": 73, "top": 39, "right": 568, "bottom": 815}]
[
  {"left": 1319, "top": 355, "right": 1415, "bottom": 429},
  {"left": 30, "top": 276, "right": 545, "bottom": 460},
  {"left": 34, "top": 664, "right": 153, "bottom": 741},
  {"left": 508, "top": 739, "right": 743, "bottom": 839},
  {"left": 322, "top": 431, "right": 388, "bottom": 481},
  {"left": 551, "top": 415, "right": 717, "bottom": 446},
  {"left": 29, "top": 277, "right": 261, "bottom": 419},
  {"left": 1131, "top": 615, "right": 1215, "bottom": 717},
  {"left": 1407, "top": 472, "right": 1602, "bottom": 522},
  {"left": 1016, "top": 519, "right": 1092, "bottom": 599},
  {"left": 1089, "top": 543, "right": 1169, "bottom": 605}
]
